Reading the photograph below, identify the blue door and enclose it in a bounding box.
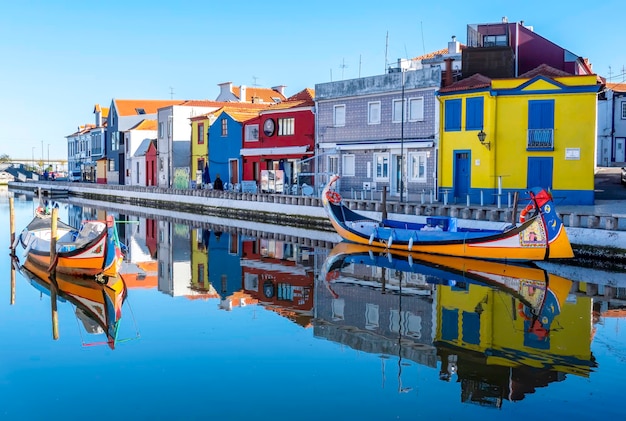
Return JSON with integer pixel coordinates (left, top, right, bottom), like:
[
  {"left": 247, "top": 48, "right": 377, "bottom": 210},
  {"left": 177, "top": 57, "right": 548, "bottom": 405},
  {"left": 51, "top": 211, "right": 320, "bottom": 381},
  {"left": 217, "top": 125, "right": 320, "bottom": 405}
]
[
  {"left": 454, "top": 151, "right": 470, "bottom": 200},
  {"left": 527, "top": 157, "right": 553, "bottom": 189}
]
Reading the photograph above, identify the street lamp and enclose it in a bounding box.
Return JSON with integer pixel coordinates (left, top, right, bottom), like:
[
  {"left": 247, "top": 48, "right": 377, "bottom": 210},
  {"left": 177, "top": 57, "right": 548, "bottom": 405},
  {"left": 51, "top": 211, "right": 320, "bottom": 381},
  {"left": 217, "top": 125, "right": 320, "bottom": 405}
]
[{"left": 477, "top": 130, "right": 490, "bottom": 150}]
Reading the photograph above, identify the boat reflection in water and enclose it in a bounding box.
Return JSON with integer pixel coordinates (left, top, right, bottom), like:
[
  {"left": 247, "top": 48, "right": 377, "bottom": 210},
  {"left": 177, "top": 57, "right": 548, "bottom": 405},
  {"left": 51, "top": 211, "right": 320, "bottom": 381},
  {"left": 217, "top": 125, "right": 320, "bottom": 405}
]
[
  {"left": 318, "top": 243, "right": 597, "bottom": 405},
  {"left": 13, "top": 256, "right": 128, "bottom": 349}
]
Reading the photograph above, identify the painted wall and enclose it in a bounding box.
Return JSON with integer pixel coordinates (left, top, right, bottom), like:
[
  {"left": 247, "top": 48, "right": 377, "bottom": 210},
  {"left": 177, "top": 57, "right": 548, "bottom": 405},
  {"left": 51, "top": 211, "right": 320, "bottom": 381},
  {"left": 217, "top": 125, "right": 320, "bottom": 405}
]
[
  {"left": 208, "top": 113, "right": 243, "bottom": 186},
  {"left": 439, "top": 74, "right": 598, "bottom": 205}
]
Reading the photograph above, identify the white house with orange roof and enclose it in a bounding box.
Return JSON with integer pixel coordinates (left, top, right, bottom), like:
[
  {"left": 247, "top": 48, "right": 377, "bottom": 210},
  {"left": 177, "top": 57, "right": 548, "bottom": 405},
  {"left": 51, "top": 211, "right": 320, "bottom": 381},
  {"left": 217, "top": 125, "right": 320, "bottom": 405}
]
[
  {"left": 106, "top": 99, "right": 183, "bottom": 184},
  {"left": 123, "top": 119, "right": 157, "bottom": 185},
  {"left": 66, "top": 124, "right": 95, "bottom": 181}
]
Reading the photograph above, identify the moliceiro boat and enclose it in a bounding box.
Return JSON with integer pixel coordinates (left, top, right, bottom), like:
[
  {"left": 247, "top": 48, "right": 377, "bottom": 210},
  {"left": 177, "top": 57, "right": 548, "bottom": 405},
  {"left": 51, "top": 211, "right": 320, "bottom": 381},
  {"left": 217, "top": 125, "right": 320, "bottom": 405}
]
[
  {"left": 18, "top": 211, "right": 123, "bottom": 278},
  {"left": 321, "top": 175, "right": 573, "bottom": 261}
]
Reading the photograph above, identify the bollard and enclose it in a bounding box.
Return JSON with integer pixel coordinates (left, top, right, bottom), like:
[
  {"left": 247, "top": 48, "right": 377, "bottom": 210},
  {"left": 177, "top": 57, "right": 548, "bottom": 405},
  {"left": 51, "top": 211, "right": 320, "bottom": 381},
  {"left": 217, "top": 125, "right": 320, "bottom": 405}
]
[
  {"left": 466, "top": 194, "right": 470, "bottom": 207},
  {"left": 421, "top": 190, "right": 425, "bottom": 204},
  {"left": 9, "top": 197, "right": 15, "bottom": 254},
  {"left": 480, "top": 191, "right": 484, "bottom": 207}
]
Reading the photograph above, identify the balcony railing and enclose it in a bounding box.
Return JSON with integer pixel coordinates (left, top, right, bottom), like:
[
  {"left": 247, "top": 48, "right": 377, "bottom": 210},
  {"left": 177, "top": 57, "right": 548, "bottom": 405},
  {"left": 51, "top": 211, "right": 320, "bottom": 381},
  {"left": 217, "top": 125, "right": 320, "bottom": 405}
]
[{"left": 527, "top": 129, "right": 554, "bottom": 150}]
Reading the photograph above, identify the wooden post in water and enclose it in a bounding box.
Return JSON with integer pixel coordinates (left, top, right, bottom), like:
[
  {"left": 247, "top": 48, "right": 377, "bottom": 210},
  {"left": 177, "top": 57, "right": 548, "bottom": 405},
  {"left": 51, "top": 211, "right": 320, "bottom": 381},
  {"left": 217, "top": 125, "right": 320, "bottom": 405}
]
[
  {"left": 511, "top": 191, "right": 519, "bottom": 224},
  {"left": 10, "top": 262, "right": 15, "bottom": 306},
  {"left": 9, "top": 197, "right": 15, "bottom": 255},
  {"left": 50, "top": 207, "right": 59, "bottom": 340},
  {"left": 382, "top": 186, "right": 388, "bottom": 221}
]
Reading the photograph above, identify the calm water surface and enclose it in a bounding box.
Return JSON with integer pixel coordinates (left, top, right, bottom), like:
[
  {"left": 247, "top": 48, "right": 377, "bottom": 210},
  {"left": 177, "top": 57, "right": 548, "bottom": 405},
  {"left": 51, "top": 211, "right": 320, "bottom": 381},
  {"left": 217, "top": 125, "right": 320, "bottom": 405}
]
[{"left": 0, "top": 188, "right": 625, "bottom": 420}]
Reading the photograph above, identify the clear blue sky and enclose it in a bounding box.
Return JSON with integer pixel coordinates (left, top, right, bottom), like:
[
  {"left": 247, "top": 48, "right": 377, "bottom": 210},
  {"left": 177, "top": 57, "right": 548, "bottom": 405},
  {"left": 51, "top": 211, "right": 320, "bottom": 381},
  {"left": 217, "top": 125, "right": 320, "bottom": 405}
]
[{"left": 1, "top": 0, "right": 624, "bottom": 161}]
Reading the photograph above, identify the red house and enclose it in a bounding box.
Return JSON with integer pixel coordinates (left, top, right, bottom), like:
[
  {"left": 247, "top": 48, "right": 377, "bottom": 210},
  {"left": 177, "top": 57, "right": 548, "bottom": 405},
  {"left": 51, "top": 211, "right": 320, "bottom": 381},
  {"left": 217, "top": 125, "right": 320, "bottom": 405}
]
[
  {"left": 145, "top": 139, "right": 157, "bottom": 186},
  {"left": 241, "top": 88, "right": 315, "bottom": 192}
]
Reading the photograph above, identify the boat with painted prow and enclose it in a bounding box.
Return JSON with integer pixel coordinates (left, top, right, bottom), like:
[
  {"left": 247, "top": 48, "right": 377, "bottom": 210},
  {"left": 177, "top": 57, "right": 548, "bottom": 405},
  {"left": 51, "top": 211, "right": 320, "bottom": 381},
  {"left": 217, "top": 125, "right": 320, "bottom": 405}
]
[
  {"left": 18, "top": 210, "right": 123, "bottom": 278},
  {"left": 321, "top": 175, "right": 573, "bottom": 261}
]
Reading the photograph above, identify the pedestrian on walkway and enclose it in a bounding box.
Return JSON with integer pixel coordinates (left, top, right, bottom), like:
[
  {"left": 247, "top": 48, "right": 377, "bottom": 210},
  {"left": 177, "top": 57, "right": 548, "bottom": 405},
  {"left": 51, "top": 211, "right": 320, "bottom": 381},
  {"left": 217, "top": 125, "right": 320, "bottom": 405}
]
[{"left": 213, "top": 173, "right": 224, "bottom": 191}]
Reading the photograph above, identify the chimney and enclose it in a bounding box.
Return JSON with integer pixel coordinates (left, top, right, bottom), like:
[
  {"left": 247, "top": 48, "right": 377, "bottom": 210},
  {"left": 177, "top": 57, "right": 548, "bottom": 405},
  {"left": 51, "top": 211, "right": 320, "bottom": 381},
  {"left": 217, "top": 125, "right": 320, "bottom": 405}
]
[
  {"left": 444, "top": 58, "right": 454, "bottom": 87},
  {"left": 240, "top": 85, "right": 247, "bottom": 102},
  {"left": 217, "top": 82, "right": 233, "bottom": 100},
  {"left": 272, "top": 85, "right": 286, "bottom": 96},
  {"left": 502, "top": 16, "right": 508, "bottom": 23},
  {"left": 94, "top": 105, "right": 102, "bottom": 127},
  {"left": 448, "top": 35, "right": 460, "bottom": 54}
]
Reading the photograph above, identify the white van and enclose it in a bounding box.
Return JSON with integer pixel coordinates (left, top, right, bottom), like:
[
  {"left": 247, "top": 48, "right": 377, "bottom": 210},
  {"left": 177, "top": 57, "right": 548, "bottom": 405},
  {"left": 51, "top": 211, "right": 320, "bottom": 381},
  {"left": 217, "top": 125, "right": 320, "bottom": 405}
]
[{"left": 69, "top": 170, "right": 82, "bottom": 182}]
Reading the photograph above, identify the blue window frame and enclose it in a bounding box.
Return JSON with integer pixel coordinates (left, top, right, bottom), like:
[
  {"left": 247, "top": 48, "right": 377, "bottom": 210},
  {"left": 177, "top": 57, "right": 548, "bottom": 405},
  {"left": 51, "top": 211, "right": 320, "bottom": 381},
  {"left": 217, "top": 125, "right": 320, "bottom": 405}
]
[
  {"left": 444, "top": 99, "right": 462, "bottom": 131},
  {"left": 465, "top": 97, "right": 484, "bottom": 131}
]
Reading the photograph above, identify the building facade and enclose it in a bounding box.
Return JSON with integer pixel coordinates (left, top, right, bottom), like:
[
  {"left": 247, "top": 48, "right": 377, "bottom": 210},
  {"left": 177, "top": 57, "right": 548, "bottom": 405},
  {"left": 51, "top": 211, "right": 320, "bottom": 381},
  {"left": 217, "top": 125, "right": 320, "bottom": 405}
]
[{"left": 315, "top": 67, "right": 441, "bottom": 199}]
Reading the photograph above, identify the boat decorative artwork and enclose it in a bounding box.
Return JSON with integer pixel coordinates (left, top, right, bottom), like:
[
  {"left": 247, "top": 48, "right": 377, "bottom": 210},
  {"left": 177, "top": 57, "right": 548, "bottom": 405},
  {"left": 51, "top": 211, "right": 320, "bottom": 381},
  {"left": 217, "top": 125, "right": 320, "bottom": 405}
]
[
  {"left": 17, "top": 205, "right": 123, "bottom": 279},
  {"left": 321, "top": 175, "right": 573, "bottom": 261}
]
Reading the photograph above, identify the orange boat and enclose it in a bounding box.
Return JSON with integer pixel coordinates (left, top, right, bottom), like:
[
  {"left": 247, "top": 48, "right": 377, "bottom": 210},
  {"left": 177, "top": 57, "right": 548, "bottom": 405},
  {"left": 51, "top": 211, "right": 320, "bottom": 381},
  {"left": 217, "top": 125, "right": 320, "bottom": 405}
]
[
  {"left": 18, "top": 212, "right": 123, "bottom": 279},
  {"left": 321, "top": 175, "right": 573, "bottom": 261}
]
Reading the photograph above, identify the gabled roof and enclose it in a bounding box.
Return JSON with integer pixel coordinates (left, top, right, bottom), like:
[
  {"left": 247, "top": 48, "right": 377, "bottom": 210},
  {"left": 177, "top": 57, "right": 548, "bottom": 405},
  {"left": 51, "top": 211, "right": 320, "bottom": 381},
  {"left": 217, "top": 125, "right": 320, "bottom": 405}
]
[
  {"left": 413, "top": 45, "right": 466, "bottom": 61},
  {"left": 112, "top": 99, "right": 184, "bottom": 116},
  {"left": 261, "top": 88, "right": 316, "bottom": 111},
  {"left": 65, "top": 124, "right": 96, "bottom": 137},
  {"left": 134, "top": 138, "right": 154, "bottom": 157},
  {"left": 439, "top": 73, "right": 492, "bottom": 93},
  {"left": 518, "top": 63, "right": 571, "bottom": 79},
  {"left": 128, "top": 119, "right": 158, "bottom": 131}
]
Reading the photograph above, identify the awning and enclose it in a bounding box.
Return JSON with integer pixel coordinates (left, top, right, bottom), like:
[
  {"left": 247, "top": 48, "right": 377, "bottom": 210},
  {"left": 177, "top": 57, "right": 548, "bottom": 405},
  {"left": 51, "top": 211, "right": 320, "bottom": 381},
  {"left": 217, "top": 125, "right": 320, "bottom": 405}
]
[
  {"left": 318, "top": 141, "right": 434, "bottom": 151},
  {"left": 240, "top": 145, "right": 312, "bottom": 157}
]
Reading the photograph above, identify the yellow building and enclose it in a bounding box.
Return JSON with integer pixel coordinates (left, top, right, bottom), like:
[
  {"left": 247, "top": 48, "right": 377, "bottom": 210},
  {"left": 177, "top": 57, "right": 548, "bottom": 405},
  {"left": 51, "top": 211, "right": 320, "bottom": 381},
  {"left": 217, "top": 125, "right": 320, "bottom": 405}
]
[
  {"left": 190, "top": 114, "right": 212, "bottom": 186},
  {"left": 437, "top": 65, "right": 598, "bottom": 205}
]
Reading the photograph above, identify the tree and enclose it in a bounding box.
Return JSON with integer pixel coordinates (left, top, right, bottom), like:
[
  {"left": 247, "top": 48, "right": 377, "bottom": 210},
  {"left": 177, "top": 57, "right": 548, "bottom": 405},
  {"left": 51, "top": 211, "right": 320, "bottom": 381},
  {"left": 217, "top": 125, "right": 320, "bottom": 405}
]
[{"left": 0, "top": 153, "right": 10, "bottom": 163}]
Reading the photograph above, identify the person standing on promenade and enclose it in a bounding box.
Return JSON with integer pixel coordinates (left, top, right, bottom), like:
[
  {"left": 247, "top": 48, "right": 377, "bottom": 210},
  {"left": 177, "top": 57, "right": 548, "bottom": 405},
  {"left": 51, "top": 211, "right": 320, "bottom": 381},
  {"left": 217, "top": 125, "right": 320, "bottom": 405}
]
[{"left": 213, "top": 173, "right": 224, "bottom": 191}]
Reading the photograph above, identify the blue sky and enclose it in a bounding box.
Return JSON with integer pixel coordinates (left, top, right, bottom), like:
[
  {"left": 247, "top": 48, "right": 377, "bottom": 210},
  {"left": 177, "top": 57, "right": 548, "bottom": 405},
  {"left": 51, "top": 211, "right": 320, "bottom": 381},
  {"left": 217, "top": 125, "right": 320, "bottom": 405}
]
[{"left": 1, "top": 0, "right": 624, "bottom": 161}]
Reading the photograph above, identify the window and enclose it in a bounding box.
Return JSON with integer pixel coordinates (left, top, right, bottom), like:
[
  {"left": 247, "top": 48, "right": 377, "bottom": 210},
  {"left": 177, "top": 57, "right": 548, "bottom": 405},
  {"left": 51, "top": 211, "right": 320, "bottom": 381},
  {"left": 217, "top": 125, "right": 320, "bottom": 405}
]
[
  {"left": 465, "top": 97, "right": 484, "bottom": 131},
  {"left": 278, "top": 118, "right": 295, "bottom": 136},
  {"left": 373, "top": 153, "right": 389, "bottom": 180},
  {"left": 342, "top": 154, "right": 355, "bottom": 176},
  {"left": 108, "top": 159, "right": 115, "bottom": 171},
  {"left": 483, "top": 34, "right": 507, "bottom": 47},
  {"left": 198, "top": 264, "right": 205, "bottom": 282},
  {"left": 245, "top": 124, "right": 259, "bottom": 141},
  {"left": 328, "top": 155, "right": 339, "bottom": 175},
  {"left": 221, "top": 118, "right": 228, "bottom": 136},
  {"left": 197, "top": 123, "right": 204, "bottom": 144},
  {"left": 136, "top": 162, "right": 140, "bottom": 183},
  {"left": 159, "top": 122, "right": 163, "bottom": 138},
  {"left": 444, "top": 99, "right": 462, "bottom": 131},
  {"left": 622, "top": 102, "right": 626, "bottom": 119},
  {"left": 368, "top": 101, "right": 381, "bottom": 124},
  {"left": 334, "top": 105, "right": 345, "bottom": 127},
  {"left": 408, "top": 97, "right": 424, "bottom": 122},
  {"left": 528, "top": 100, "right": 555, "bottom": 149},
  {"left": 408, "top": 152, "right": 427, "bottom": 182},
  {"left": 392, "top": 99, "right": 406, "bottom": 123}
]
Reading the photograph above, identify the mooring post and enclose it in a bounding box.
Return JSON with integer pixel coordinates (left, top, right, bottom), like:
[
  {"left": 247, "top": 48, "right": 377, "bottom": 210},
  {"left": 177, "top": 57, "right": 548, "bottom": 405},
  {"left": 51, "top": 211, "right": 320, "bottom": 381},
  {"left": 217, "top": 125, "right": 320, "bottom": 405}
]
[
  {"left": 10, "top": 262, "right": 15, "bottom": 306},
  {"left": 9, "top": 197, "right": 15, "bottom": 255},
  {"left": 512, "top": 191, "right": 519, "bottom": 224},
  {"left": 382, "top": 186, "right": 388, "bottom": 220},
  {"left": 50, "top": 208, "right": 58, "bottom": 274}
]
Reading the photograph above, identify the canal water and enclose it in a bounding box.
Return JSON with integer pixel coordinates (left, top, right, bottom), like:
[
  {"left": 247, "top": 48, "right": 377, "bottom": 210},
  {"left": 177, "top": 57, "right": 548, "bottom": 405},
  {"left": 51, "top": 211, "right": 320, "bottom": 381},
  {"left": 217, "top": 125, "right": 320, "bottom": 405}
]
[{"left": 1, "top": 187, "right": 624, "bottom": 420}]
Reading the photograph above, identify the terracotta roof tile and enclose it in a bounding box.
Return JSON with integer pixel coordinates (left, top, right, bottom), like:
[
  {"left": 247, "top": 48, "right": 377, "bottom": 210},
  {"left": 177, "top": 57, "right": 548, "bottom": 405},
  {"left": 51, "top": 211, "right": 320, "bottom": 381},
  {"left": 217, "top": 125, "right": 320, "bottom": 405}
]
[
  {"left": 113, "top": 99, "right": 185, "bottom": 116},
  {"left": 128, "top": 119, "right": 158, "bottom": 131},
  {"left": 439, "top": 73, "right": 492, "bottom": 93},
  {"left": 607, "top": 82, "right": 626, "bottom": 92},
  {"left": 233, "top": 86, "right": 287, "bottom": 103},
  {"left": 413, "top": 45, "right": 466, "bottom": 61},
  {"left": 518, "top": 63, "right": 572, "bottom": 78}
]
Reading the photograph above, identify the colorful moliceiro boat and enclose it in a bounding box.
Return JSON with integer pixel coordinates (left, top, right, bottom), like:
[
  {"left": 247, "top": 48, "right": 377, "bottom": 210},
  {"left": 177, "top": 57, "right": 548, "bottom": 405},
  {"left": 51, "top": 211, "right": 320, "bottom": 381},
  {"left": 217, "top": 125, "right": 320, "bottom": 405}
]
[
  {"left": 19, "top": 213, "right": 123, "bottom": 278},
  {"left": 321, "top": 175, "right": 573, "bottom": 261}
]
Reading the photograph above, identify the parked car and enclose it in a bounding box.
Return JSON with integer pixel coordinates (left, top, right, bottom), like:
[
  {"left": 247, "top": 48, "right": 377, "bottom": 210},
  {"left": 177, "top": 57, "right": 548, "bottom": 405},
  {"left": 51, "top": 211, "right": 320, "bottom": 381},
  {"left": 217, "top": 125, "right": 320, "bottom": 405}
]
[{"left": 622, "top": 167, "right": 626, "bottom": 185}]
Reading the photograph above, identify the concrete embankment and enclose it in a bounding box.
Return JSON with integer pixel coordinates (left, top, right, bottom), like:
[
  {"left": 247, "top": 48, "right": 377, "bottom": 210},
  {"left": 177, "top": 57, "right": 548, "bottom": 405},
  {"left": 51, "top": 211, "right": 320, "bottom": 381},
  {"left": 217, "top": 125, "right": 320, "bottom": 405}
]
[{"left": 9, "top": 181, "right": 626, "bottom": 264}]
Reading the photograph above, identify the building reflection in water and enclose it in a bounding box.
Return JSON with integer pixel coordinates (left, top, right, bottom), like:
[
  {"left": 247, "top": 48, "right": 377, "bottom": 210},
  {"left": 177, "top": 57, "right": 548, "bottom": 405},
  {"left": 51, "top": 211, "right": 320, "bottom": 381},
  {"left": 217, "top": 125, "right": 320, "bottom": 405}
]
[{"left": 86, "top": 206, "right": 608, "bottom": 406}]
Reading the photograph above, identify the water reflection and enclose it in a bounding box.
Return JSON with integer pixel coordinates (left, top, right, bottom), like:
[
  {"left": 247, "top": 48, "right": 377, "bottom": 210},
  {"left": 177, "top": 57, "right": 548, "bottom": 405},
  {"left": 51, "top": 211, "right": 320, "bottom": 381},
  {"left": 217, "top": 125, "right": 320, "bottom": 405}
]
[
  {"left": 318, "top": 243, "right": 598, "bottom": 406},
  {"left": 12, "top": 255, "right": 127, "bottom": 349}
]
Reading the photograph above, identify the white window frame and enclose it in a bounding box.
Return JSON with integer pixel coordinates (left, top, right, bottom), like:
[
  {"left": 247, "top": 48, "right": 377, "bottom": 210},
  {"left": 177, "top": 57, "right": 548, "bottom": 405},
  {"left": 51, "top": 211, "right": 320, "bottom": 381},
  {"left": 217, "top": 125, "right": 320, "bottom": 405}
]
[
  {"left": 621, "top": 102, "right": 626, "bottom": 119},
  {"left": 408, "top": 152, "right": 428, "bottom": 182},
  {"left": 328, "top": 155, "right": 339, "bottom": 175},
  {"left": 408, "top": 97, "right": 424, "bottom": 122},
  {"left": 392, "top": 99, "right": 406, "bottom": 123},
  {"left": 342, "top": 154, "right": 355, "bottom": 177},
  {"left": 368, "top": 101, "right": 381, "bottom": 125},
  {"left": 278, "top": 118, "right": 295, "bottom": 136},
  {"left": 373, "top": 152, "right": 389, "bottom": 181},
  {"left": 334, "top": 104, "right": 346, "bottom": 127},
  {"left": 245, "top": 124, "right": 259, "bottom": 142}
]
